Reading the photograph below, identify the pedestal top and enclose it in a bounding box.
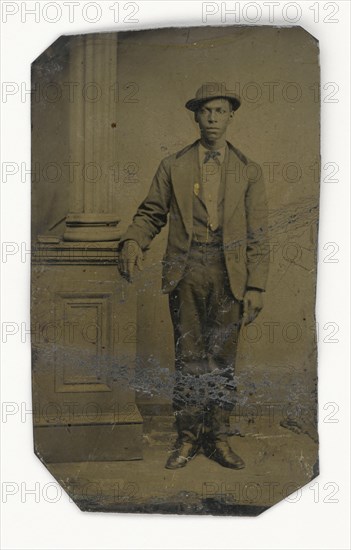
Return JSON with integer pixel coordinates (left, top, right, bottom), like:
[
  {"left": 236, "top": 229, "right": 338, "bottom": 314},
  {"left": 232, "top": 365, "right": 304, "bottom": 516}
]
[{"left": 32, "top": 240, "right": 121, "bottom": 265}]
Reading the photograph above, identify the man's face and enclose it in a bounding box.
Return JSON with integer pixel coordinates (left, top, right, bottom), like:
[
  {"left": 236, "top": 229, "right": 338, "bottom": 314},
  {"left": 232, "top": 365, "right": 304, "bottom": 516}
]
[{"left": 195, "top": 98, "right": 234, "bottom": 142}]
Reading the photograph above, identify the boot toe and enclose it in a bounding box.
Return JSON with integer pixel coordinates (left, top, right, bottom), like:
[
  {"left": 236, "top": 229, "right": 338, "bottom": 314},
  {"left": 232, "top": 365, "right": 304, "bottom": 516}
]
[
  {"left": 204, "top": 441, "right": 245, "bottom": 470},
  {"left": 165, "top": 442, "right": 198, "bottom": 470}
]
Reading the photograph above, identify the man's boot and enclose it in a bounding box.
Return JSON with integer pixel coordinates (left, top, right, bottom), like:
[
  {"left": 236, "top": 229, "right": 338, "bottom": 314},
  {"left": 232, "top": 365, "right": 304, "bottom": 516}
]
[
  {"left": 202, "top": 404, "right": 245, "bottom": 470},
  {"left": 165, "top": 438, "right": 199, "bottom": 469},
  {"left": 165, "top": 407, "right": 203, "bottom": 469}
]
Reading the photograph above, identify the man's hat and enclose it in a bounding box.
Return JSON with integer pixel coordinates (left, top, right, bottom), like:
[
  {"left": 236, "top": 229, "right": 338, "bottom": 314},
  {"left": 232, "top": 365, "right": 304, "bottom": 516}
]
[{"left": 185, "top": 83, "right": 241, "bottom": 112}]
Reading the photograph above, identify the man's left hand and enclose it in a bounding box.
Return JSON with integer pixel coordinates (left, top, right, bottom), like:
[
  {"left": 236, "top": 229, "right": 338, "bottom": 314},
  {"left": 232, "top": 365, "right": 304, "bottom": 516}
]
[{"left": 243, "top": 290, "right": 263, "bottom": 325}]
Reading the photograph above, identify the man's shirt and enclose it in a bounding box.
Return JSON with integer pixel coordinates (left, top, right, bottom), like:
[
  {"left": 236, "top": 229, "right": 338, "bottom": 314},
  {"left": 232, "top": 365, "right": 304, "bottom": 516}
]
[{"left": 192, "top": 143, "right": 227, "bottom": 243}]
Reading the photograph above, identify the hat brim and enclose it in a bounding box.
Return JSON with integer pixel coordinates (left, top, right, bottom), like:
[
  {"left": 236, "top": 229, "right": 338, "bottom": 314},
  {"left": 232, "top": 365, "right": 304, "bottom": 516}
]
[{"left": 185, "top": 95, "right": 241, "bottom": 112}]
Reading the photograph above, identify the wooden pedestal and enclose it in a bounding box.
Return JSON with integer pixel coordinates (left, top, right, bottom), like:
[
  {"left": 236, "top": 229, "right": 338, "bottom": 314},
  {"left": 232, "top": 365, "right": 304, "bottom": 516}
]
[{"left": 31, "top": 242, "right": 143, "bottom": 463}]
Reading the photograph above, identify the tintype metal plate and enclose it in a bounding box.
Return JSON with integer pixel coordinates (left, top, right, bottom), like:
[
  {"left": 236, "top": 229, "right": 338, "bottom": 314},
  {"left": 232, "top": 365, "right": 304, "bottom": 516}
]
[{"left": 31, "top": 25, "right": 320, "bottom": 516}]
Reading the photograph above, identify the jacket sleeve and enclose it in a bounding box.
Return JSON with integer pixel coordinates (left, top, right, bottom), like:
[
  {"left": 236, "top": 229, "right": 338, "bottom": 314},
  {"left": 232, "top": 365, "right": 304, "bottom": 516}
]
[
  {"left": 245, "top": 161, "right": 269, "bottom": 291},
  {"left": 118, "top": 158, "right": 172, "bottom": 251}
]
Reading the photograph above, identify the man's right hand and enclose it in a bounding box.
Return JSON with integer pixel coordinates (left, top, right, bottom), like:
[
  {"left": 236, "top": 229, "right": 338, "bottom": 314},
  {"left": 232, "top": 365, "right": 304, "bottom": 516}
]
[{"left": 118, "top": 240, "right": 143, "bottom": 282}]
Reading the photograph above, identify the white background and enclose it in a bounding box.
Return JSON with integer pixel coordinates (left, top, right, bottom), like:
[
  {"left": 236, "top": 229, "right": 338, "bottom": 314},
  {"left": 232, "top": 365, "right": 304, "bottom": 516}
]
[{"left": 0, "top": 1, "right": 350, "bottom": 549}]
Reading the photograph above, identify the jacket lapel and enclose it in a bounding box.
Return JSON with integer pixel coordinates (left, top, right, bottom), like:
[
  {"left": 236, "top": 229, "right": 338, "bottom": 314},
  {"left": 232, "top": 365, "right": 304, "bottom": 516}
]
[
  {"left": 170, "top": 139, "right": 248, "bottom": 239},
  {"left": 171, "top": 141, "right": 200, "bottom": 236},
  {"left": 223, "top": 142, "right": 248, "bottom": 237}
]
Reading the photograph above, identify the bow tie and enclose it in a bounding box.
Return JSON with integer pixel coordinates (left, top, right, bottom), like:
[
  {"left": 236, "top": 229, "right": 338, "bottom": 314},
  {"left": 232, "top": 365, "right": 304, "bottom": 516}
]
[{"left": 204, "top": 150, "right": 220, "bottom": 163}]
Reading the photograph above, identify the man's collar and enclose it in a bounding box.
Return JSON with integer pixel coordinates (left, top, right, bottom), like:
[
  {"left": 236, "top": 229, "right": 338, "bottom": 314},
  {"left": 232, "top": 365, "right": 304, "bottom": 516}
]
[
  {"left": 198, "top": 142, "right": 227, "bottom": 165},
  {"left": 175, "top": 139, "right": 238, "bottom": 161}
]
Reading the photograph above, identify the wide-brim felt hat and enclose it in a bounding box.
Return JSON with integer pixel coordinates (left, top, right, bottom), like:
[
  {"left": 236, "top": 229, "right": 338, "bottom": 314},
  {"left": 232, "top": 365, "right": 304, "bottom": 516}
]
[{"left": 185, "top": 83, "right": 241, "bottom": 112}]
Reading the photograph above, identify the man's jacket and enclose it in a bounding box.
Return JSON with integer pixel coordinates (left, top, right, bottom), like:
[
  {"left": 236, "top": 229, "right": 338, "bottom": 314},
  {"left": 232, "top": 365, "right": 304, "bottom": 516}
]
[{"left": 119, "top": 139, "right": 269, "bottom": 301}]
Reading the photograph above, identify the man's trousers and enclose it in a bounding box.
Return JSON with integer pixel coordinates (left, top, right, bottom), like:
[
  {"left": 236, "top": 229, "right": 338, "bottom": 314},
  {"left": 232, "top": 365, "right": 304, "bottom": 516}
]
[{"left": 168, "top": 241, "right": 243, "bottom": 445}]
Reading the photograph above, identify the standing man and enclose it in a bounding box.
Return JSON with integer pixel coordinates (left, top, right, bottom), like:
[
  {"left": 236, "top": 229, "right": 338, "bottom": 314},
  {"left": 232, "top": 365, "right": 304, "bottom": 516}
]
[{"left": 118, "top": 83, "right": 269, "bottom": 470}]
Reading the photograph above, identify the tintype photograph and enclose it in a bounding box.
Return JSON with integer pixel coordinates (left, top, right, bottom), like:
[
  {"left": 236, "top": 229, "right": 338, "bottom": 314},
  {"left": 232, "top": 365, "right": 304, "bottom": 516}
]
[{"left": 31, "top": 25, "right": 320, "bottom": 515}]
